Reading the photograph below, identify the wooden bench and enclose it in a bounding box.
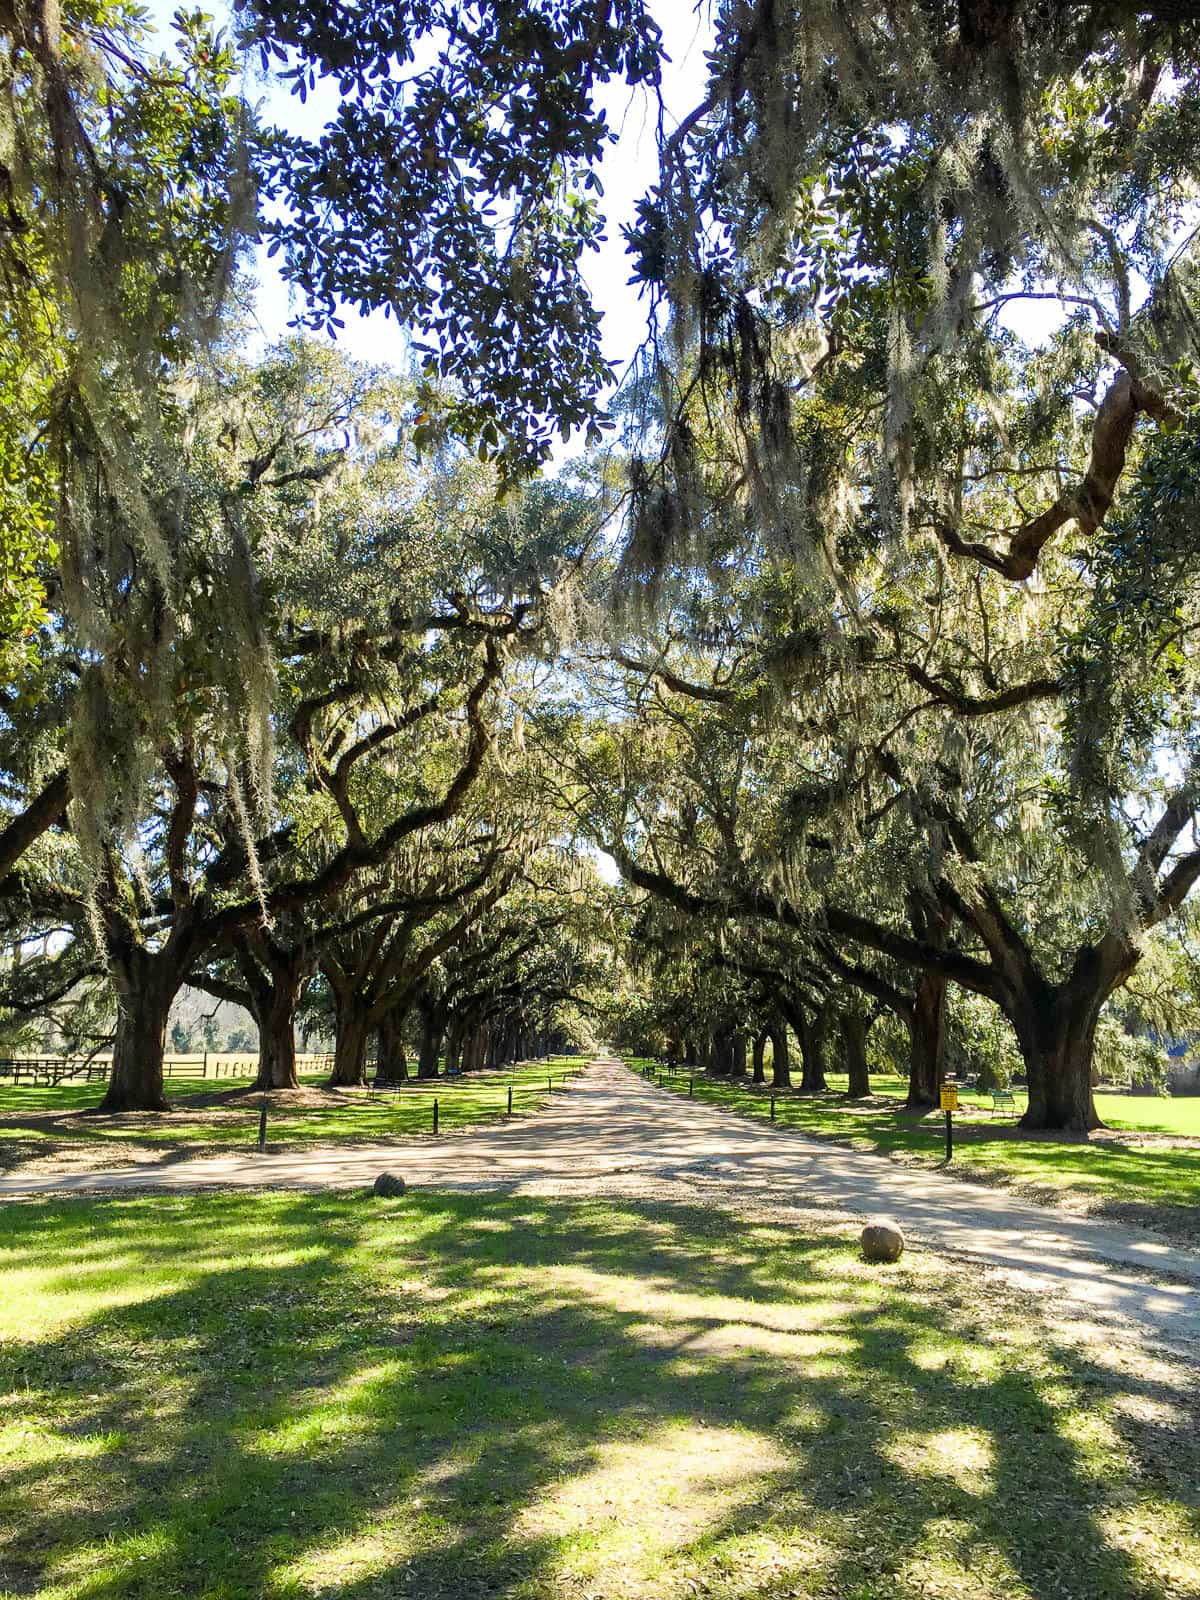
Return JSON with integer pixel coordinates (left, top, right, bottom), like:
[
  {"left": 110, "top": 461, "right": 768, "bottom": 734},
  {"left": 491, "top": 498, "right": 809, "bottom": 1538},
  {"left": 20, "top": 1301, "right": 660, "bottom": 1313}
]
[{"left": 990, "top": 1089, "right": 1017, "bottom": 1114}]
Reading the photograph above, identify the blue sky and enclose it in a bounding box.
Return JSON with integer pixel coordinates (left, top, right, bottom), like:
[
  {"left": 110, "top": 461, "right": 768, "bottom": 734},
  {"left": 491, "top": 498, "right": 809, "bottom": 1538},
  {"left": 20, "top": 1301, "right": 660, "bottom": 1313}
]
[{"left": 149, "top": 2, "right": 713, "bottom": 394}]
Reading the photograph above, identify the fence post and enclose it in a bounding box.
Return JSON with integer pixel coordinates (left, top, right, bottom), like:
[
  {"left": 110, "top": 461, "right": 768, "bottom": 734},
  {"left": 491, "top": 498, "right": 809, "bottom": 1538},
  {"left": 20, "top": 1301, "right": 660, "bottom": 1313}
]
[{"left": 203, "top": 1051, "right": 208, "bottom": 1078}]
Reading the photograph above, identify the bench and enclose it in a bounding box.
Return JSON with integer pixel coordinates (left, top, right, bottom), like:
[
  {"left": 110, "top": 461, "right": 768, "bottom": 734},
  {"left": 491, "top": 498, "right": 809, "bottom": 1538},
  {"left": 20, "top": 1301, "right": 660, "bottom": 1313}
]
[{"left": 990, "top": 1089, "right": 1017, "bottom": 1114}]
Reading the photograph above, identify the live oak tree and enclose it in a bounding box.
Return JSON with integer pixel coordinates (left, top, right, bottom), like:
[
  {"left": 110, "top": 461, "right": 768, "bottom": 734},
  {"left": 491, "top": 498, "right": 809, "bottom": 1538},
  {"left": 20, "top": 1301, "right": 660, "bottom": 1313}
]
[
  {"left": 0, "top": 339, "right": 585, "bottom": 1108},
  {"left": 586, "top": 0, "right": 1200, "bottom": 1134},
  {"left": 418, "top": 856, "right": 613, "bottom": 1074},
  {"left": 627, "top": 0, "right": 1200, "bottom": 583},
  {"left": 237, "top": 0, "right": 662, "bottom": 477},
  {"left": 573, "top": 540, "right": 1200, "bottom": 1131},
  {"left": 0, "top": 1, "right": 259, "bottom": 760}
]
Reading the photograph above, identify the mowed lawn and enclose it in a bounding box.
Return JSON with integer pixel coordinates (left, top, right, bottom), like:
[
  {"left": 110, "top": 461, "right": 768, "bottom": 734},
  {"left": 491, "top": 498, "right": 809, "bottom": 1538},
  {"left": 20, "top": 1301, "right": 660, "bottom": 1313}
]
[
  {"left": 0, "top": 1060, "right": 583, "bottom": 1168},
  {"left": 636, "top": 1064, "right": 1200, "bottom": 1225},
  {"left": 0, "top": 1191, "right": 1196, "bottom": 1600}
]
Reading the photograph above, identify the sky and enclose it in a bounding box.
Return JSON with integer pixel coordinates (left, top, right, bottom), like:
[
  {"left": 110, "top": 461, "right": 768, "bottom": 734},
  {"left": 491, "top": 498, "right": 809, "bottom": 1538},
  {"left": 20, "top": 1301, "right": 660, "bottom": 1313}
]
[
  {"left": 147, "top": 2, "right": 714, "bottom": 396},
  {"left": 142, "top": 2, "right": 703, "bottom": 888}
]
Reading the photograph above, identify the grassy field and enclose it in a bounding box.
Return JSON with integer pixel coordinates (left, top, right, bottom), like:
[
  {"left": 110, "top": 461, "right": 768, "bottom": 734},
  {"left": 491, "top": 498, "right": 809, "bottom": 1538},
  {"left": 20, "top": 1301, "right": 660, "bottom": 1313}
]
[
  {"left": 632, "top": 1063, "right": 1200, "bottom": 1225},
  {"left": 0, "top": 1059, "right": 583, "bottom": 1169},
  {"left": 0, "top": 1190, "right": 1194, "bottom": 1600}
]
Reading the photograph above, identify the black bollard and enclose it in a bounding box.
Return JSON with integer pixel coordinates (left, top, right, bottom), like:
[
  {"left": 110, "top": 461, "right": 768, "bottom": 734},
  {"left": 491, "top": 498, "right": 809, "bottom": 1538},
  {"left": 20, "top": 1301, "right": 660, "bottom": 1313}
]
[
  {"left": 507, "top": 1085, "right": 513, "bottom": 1115},
  {"left": 433, "top": 1098, "right": 439, "bottom": 1135},
  {"left": 258, "top": 1098, "right": 268, "bottom": 1149},
  {"left": 770, "top": 1095, "right": 776, "bottom": 1122}
]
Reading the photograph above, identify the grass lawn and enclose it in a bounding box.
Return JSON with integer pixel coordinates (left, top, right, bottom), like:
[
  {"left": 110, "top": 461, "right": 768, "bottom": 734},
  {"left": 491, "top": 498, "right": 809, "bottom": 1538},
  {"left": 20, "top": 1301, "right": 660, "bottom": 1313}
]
[
  {"left": 0, "top": 1190, "right": 1194, "bottom": 1600},
  {"left": 0, "top": 1060, "right": 583, "bottom": 1170},
  {"left": 632, "top": 1063, "right": 1200, "bottom": 1228}
]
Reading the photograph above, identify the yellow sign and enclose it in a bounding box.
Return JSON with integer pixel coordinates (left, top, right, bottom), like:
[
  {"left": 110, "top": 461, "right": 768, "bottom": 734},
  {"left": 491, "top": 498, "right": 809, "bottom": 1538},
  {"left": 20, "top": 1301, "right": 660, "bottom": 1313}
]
[{"left": 940, "top": 1084, "right": 959, "bottom": 1112}]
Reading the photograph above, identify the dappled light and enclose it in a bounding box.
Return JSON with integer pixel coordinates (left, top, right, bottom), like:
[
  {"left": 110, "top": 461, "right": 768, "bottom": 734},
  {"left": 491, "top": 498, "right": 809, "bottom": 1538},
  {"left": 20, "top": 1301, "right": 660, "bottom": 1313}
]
[
  {"left": 1, "top": 1189, "right": 1196, "bottom": 1600},
  {"left": 644, "top": 1066, "right": 1200, "bottom": 1237},
  {"left": 4, "top": 2, "right": 1200, "bottom": 1595}
]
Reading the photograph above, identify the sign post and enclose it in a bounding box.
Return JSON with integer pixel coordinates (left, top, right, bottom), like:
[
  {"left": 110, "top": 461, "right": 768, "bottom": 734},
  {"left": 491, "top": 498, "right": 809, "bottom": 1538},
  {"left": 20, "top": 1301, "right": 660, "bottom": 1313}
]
[{"left": 940, "top": 1077, "right": 959, "bottom": 1161}]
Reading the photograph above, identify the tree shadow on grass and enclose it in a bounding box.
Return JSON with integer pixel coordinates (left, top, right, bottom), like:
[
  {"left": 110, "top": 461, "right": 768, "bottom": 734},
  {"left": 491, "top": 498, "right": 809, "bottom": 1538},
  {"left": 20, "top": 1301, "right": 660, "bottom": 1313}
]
[{"left": 0, "top": 1192, "right": 1195, "bottom": 1599}]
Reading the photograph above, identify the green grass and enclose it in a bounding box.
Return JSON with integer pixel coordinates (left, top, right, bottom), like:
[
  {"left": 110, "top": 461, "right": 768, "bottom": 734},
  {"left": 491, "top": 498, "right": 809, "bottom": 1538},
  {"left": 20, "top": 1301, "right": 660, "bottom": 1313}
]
[
  {"left": 0, "top": 1190, "right": 1194, "bottom": 1600},
  {"left": 812, "top": 1070, "right": 1200, "bottom": 1136},
  {"left": 632, "top": 1062, "right": 1200, "bottom": 1226},
  {"left": 0, "top": 1059, "right": 584, "bottom": 1164}
]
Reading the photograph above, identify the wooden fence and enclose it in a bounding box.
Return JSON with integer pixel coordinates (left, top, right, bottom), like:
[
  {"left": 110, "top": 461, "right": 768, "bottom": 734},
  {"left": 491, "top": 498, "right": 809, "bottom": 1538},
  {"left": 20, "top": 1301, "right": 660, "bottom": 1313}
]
[{"left": 0, "top": 1053, "right": 337, "bottom": 1087}]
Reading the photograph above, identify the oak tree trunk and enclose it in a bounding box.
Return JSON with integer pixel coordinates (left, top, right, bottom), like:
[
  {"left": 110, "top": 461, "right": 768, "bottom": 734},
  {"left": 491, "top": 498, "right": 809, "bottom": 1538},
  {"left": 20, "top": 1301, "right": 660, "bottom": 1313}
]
[
  {"left": 253, "top": 978, "right": 301, "bottom": 1090},
  {"left": 331, "top": 1002, "right": 372, "bottom": 1087},
  {"left": 417, "top": 1001, "right": 442, "bottom": 1079},
  {"left": 768, "top": 1023, "right": 791, "bottom": 1088},
  {"left": 1013, "top": 941, "right": 1136, "bottom": 1132},
  {"left": 798, "top": 1008, "right": 829, "bottom": 1093},
  {"left": 840, "top": 1011, "right": 871, "bottom": 1098},
  {"left": 444, "top": 1024, "right": 463, "bottom": 1075},
  {"left": 751, "top": 1031, "right": 768, "bottom": 1084},
  {"left": 906, "top": 971, "right": 947, "bottom": 1108},
  {"left": 102, "top": 959, "right": 176, "bottom": 1111},
  {"left": 375, "top": 1009, "right": 409, "bottom": 1084},
  {"left": 731, "top": 1033, "right": 747, "bottom": 1076}
]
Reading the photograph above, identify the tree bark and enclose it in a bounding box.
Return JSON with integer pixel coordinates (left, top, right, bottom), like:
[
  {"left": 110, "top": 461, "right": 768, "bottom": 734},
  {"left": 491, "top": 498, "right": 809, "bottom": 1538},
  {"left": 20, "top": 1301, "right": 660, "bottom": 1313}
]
[
  {"left": 246, "top": 951, "right": 305, "bottom": 1090},
  {"left": 906, "top": 972, "right": 947, "bottom": 1108},
  {"left": 375, "top": 1009, "right": 409, "bottom": 1084},
  {"left": 101, "top": 955, "right": 176, "bottom": 1111},
  {"left": 797, "top": 1007, "right": 829, "bottom": 1093},
  {"left": 731, "top": 1033, "right": 747, "bottom": 1076},
  {"left": 465, "top": 1025, "right": 486, "bottom": 1071},
  {"left": 840, "top": 1010, "right": 871, "bottom": 1098},
  {"left": 416, "top": 997, "right": 442, "bottom": 1079},
  {"left": 768, "top": 1022, "right": 791, "bottom": 1088},
  {"left": 751, "top": 1031, "right": 767, "bottom": 1084},
  {"left": 710, "top": 1028, "right": 736, "bottom": 1076},
  {"left": 255, "top": 984, "right": 300, "bottom": 1090},
  {"left": 1013, "top": 994, "right": 1100, "bottom": 1131},
  {"left": 331, "top": 997, "right": 372, "bottom": 1087},
  {"left": 1013, "top": 942, "right": 1135, "bottom": 1131}
]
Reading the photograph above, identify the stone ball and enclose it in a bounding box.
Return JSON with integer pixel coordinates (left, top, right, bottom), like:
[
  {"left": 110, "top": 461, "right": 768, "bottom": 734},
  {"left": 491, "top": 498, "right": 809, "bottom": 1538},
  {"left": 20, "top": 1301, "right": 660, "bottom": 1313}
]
[
  {"left": 373, "top": 1171, "right": 407, "bottom": 1198},
  {"left": 860, "top": 1218, "right": 904, "bottom": 1263}
]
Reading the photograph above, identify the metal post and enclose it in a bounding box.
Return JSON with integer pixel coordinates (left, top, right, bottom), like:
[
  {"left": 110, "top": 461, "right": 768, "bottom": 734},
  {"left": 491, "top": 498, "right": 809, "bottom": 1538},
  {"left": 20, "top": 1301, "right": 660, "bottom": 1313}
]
[
  {"left": 689, "top": 1076, "right": 694, "bottom": 1097},
  {"left": 507, "top": 1085, "right": 513, "bottom": 1115},
  {"left": 433, "top": 1098, "right": 439, "bottom": 1135},
  {"left": 770, "top": 1095, "right": 776, "bottom": 1122},
  {"left": 548, "top": 1074, "right": 552, "bottom": 1093},
  {"left": 258, "top": 1099, "right": 268, "bottom": 1150},
  {"left": 941, "top": 1075, "right": 957, "bottom": 1162}
]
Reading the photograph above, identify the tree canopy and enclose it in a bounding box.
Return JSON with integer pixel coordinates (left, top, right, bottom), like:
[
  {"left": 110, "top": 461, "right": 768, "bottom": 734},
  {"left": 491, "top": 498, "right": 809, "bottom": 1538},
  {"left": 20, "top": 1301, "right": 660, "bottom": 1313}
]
[{"left": 1, "top": 0, "right": 1199, "bottom": 1135}]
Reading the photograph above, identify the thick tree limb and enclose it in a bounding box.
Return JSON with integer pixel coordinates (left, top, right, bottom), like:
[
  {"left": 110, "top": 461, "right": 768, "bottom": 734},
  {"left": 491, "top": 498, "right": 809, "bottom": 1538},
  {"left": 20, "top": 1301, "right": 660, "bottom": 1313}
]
[
  {"left": 901, "top": 662, "right": 1062, "bottom": 716},
  {"left": 937, "top": 370, "right": 1143, "bottom": 580},
  {"left": 610, "top": 652, "right": 739, "bottom": 704},
  {"left": 0, "top": 769, "right": 70, "bottom": 881}
]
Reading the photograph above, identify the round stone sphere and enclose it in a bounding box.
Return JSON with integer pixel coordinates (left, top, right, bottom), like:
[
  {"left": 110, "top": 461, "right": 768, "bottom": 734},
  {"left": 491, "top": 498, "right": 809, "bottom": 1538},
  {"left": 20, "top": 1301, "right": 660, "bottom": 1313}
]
[
  {"left": 373, "top": 1171, "right": 407, "bottom": 1198},
  {"left": 860, "top": 1217, "right": 904, "bottom": 1262}
]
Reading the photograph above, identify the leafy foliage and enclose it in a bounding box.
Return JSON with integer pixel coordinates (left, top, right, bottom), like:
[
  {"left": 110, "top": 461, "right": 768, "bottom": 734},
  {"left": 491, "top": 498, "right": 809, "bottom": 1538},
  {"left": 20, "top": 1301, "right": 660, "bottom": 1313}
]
[{"left": 241, "top": 0, "right": 662, "bottom": 476}]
